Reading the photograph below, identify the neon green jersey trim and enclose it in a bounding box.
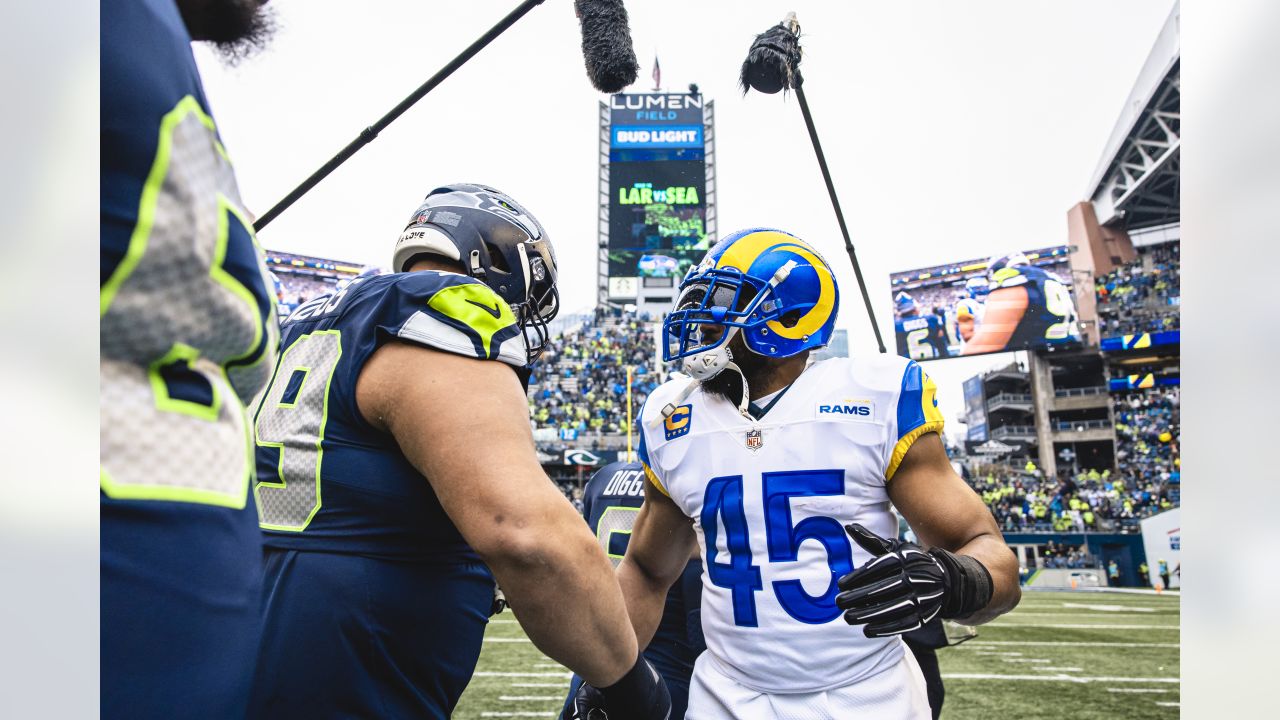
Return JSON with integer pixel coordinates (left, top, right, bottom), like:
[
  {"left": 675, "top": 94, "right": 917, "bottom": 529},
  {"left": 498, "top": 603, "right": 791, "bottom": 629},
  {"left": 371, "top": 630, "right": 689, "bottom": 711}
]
[
  {"left": 596, "top": 506, "right": 641, "bottom": 561},
  {"left": 147, "top": 343, "right": 224, "bottom": 422},
  {"left": 253, "top": 330, "right": 342, "bottom": 532},
  {"left": 100, "top": 95, "right": 216, "bottom": 317},
  {"left": 100, "top": 465, "right": 248, "bottom": 510}
]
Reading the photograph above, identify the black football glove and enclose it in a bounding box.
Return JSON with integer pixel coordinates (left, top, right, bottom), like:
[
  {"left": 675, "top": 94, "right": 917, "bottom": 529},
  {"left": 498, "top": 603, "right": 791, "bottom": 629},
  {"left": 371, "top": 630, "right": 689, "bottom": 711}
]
[
  {"left": 562, "top": 654, "right": 671, "bottom": 720},
  {"left": 835, "top": 523, "right": 993, "bottom": 638}
]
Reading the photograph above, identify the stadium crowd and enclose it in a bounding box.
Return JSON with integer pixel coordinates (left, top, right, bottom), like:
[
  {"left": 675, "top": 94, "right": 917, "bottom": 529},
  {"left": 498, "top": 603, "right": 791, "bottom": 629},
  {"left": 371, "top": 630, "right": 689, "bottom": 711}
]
[
  {"left": 891, "top": 283, "right": 959, "bottom": 315},
  {"left": 527, "top": 306, "right": 660, "bottom": 442},
  {"left": 1095, "top": 242, "right": 1180, "bottom": 337},
  {"left": 965, "top": 419, "right": 1178, "bottom": 536},
  {"left": 269, "top": 271, "right": 339, "bottom": 312}
]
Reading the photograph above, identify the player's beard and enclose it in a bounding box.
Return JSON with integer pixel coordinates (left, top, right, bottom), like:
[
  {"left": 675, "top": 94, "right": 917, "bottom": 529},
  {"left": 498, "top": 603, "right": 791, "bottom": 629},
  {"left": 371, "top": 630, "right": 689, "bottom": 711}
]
[
  {"left": 180, "top": 0, "right": 278, "bottom": 66},
  {"left": 700, "top": 331, "right": 778, "bottom": 408}
]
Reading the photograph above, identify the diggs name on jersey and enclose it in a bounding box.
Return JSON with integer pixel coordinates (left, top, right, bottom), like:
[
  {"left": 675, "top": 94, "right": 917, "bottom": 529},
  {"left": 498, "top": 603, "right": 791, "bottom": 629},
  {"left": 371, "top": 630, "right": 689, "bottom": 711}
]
[{"left": 601, "top": 466, "right": 646, "bottom": 497}]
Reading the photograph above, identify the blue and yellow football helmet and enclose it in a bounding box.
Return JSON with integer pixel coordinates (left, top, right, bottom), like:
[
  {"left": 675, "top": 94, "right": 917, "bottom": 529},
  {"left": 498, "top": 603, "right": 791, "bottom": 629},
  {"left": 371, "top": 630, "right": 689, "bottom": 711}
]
[
  {"left": 663, "top": 228, "right": 839, "bottom": 364},
  {"left": 964, "top": 276, "right": 991, "bottom": 299}
]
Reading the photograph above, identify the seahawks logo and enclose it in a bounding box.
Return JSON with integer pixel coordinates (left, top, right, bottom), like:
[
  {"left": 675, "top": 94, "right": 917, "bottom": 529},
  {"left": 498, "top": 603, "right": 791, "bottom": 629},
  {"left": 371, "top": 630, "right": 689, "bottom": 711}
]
[{"left": 565, "top": 449, "right": 603, "bottom": 466}]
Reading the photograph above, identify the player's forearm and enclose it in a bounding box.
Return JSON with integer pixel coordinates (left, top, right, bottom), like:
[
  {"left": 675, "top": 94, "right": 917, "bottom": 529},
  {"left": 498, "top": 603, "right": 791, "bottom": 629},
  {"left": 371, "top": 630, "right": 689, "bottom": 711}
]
[
  {"left": 615, "top": 555, "right": 677, "bottom": 649},
  {"left": 950, "top": 532, "right": 1021, "bottom": 625},
  {"left": 479, "top": 519, "right": 639, "bottom": 688}
]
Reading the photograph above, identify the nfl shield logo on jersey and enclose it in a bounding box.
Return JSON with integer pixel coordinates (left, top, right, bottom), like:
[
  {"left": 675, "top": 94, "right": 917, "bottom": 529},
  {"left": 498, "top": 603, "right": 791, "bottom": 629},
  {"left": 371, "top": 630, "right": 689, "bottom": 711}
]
[{"left": 746, "top": 429, "right": 764, "bottom": 451}]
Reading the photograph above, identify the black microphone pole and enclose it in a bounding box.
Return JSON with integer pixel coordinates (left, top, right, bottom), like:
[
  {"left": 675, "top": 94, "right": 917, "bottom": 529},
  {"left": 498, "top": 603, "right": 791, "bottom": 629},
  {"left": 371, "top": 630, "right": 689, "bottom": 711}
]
[
  {"left": 253, "top": 0, "right": 546, "bottom": 232},
  {"left": 792, "top": 76, "right": 887, "bottom": 354}
]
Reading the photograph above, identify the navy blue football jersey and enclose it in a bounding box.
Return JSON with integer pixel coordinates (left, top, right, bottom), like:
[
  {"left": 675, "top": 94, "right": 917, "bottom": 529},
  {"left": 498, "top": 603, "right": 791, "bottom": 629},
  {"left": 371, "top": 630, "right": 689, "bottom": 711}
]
[
  {"left": 895, "top": 314, "right": 951, "bottom": 360},
  {"left": 564, "top": 461, "right": 705, "bottom": 719},
  {"left": 252, "top": 270, "right": 526, "bottom": 557},
  {"left": 101, "top": 2, "right": 278, "bottom": 718},
  {"left": 249, "top": 270, "right": 527, "bottom": 718},
  {"left": 989, "top": 264, "right": 1081, "bottom": 349}
]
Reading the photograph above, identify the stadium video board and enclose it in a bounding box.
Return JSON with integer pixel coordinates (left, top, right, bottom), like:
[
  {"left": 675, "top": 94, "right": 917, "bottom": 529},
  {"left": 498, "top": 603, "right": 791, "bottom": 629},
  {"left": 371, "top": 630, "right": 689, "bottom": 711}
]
[
  {"left": 888, "top": 246, "right": 1081, "bottom": 361},
  {"left": 607, "top": 160, "right": 709, "bottom": 281}
]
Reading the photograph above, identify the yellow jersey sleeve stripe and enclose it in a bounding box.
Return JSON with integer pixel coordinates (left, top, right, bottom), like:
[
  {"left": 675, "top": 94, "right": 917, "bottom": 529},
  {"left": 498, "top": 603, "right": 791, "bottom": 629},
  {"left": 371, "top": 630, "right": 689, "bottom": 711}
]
[
  {"left": 885, "top": 421, "right": 944, "bottom": 482},
  {"left": 642, "top": 462, "right": 670, "bottom": 497}
]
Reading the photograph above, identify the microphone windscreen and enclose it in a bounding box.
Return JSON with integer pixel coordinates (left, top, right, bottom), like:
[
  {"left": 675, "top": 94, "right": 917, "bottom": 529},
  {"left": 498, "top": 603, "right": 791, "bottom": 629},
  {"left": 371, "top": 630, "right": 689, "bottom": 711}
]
[
  {"left": 740, "top": 22, "right": 802, "bottom": 95},
  {"left": 575, "top": 0, "right": 639, "bottom": 93}
]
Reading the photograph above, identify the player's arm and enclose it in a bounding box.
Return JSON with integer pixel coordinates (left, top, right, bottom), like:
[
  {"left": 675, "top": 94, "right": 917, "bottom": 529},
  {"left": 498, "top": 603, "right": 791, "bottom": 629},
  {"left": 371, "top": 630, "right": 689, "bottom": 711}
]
[
  {"left": 616, "top": 476, "right": 697, "bottom": 648},
  {"left": 357, "top": 342, "right": 637, "bottom": 688},
  {"left": 886, "top": 432, "right": 1021, "bottom": 625},
  {"left": 960, "top": 286, "right": 1027, "bottom": 355}
]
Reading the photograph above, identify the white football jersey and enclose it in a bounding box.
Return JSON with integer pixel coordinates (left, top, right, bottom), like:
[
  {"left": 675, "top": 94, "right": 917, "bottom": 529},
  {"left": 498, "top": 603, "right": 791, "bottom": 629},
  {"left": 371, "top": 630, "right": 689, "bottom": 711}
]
[{"left": 638, "top": 355, "right": 945, "bottom": 694}]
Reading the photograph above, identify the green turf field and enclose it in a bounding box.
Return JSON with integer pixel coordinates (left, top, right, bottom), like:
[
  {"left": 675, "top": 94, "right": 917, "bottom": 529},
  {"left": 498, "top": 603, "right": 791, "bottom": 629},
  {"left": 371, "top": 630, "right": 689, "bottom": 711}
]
[{"left": 453, "top": 589, "right": 1180, "bottom": 719}]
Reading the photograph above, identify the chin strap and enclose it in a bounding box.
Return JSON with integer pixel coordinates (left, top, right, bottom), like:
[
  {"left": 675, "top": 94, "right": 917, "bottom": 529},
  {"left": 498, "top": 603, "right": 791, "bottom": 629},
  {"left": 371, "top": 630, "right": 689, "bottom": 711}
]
[
  {"left": 652, "top": 361, "right": 752, "bottom": 428},
  {"left": 721, "top": 361, "right": 752, "bottom": 419},
  {"left": 651, "top": 260, "right": 800, "bottom": 428}
]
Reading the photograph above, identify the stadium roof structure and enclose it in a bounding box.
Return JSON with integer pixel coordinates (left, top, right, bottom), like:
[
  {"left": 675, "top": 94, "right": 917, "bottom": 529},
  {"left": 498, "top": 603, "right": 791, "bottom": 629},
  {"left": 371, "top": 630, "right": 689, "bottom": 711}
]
[{"left": 1085, "top": 1, "right": 1180, "bottom": 231}]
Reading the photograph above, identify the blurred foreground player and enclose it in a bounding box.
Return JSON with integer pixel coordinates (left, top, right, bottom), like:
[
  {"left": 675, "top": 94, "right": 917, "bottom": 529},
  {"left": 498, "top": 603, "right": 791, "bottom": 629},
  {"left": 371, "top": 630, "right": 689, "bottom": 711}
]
[
  {"left": 961, "top": 252, "right": 1080, "bottom": 355},
  {"left": 248, "top": 185, "right": 667, "bottom": 719},
  {"left": 562, "top": 462, "right": 706, "bottom": 719},
  {"left": 604, "top": 228, "right": 1019, "bottom": 718},
  {"left": 101, "top": 1, "right": 280, "bottom": 717}
]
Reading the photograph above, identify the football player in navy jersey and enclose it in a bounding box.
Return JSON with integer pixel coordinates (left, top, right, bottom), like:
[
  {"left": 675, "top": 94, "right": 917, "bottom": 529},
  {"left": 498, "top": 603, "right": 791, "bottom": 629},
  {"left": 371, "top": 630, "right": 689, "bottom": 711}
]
[
  {"left": 893, "top": 291, "right": 952, "bottom": 360},
  {"left": 101, "top": 2, "right": 279, "bottom": 718},
  {"left": 561, "top": 461, "right": 706, "bottom": 719},
  {"left": 248, "top": 185, "right": 669, "bottom": 719},
  {"left": 961, "top": 252, "right": 1082, "bottom": 355}
]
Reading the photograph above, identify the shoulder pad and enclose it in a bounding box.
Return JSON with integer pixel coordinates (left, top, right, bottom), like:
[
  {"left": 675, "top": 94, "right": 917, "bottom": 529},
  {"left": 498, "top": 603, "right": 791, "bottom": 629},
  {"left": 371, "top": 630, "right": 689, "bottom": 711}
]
[
  {"left": 991, "top": 266, "right": 1029, "bottom": 290},
  {"left": 389, "top": 272, "right": 526, "bottom": 367}
]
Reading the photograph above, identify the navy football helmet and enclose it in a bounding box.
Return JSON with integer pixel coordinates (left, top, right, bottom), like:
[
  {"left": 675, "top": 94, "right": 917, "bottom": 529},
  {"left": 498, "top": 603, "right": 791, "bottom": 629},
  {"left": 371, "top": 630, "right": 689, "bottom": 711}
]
[{"left": 393, "top": 183, "right": 559, "bottom": 360}]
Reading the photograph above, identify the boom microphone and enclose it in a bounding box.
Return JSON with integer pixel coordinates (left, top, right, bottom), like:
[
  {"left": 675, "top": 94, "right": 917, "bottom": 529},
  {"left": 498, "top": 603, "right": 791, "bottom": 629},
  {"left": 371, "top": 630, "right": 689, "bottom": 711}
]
[
  {"left": 738, "top": 13, "right": 889, "bottom": 353},
  {"left": 575, "top": 0, "right": 639, "bottom": 93},
  {"left": 739, "top": 12, "right": 802, "bottom": 95}
]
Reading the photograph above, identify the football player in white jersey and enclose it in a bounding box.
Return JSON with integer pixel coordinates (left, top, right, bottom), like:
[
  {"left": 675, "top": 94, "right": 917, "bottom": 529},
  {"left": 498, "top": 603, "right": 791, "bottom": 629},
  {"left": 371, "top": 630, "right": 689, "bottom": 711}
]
[
  {"left": 586, "top": 228, "right": 1021, "bottom": 719},
  {"left": 952, "top": 276, "right": 989, "bottom": 349}
]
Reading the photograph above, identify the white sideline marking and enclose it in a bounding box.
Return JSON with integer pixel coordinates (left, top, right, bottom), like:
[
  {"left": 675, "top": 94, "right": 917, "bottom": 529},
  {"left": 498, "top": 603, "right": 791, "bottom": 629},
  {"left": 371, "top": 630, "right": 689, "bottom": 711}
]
[
  {"left": 990, "top": 623, "right": 1178, "bottom": 630},
  {"left": 942, "top": 673, "right": 1179, "bottom": 684},
  {"left": 1002, "top": 658, "right": 1051, "bottom": 663},
  {"left": 975, "top": 651, "right": 1023, "bottom": 656},
  {"left": 500, "top": 696, "right": 562, "bottom": 702},
  {"left": 1061, "top": 602, "right": 1155, "bottom": 613},
  {"left": 1008, "top": 612, "right": 1169, "bottom": 618},
  {"left": 511, "top": 683, "right": 566, "bottom": 688},
  {"left": 475, "top": 672, "right": 572, "bottom": 678},
  {"left": 1107, "top": 688, "right": 1172, "bottom": 693},
  {"left": 1156, "top": 701, "right": 1181, "bottom": 707},
  {"left": 965, "top": 641, "right": 1179, "bottom": 648},
  {"left": 484, "top": 637, "right": 533, "bottom": 643},
  {"left": 1037, "top": 667, "right": 1083, "bottom": 672},
  {"left": 481, "top": 713, "right": 556, "bottom": 718}
]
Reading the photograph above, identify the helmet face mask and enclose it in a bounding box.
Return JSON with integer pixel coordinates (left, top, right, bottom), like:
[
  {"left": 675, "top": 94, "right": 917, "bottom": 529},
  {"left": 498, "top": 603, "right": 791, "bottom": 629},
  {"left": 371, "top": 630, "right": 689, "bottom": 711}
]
[
  {"left": 663, "top": 228, "right": 838, "bottom": 368},
  {"left": 393, "top": 183, "right": 559, "bottom": 362}
]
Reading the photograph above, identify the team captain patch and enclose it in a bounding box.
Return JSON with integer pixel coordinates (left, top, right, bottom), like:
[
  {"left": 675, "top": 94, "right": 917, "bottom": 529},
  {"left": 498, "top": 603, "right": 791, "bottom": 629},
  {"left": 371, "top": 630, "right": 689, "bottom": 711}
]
[
  {"left": 664, "top": 404, "right": 692, "bottom": 440},
  {"left": 816, "top": 399, "right": 876, "bottom": 420}
]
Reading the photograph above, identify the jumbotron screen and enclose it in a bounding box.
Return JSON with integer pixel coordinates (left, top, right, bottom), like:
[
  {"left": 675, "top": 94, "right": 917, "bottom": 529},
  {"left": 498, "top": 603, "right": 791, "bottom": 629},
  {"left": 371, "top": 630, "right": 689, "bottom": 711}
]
[
  {"left": 607, "top": 160, "right": 709, "bottom": 280},
  {"left": 888, "top": 245, "right": 1081, "bottom": 360}
]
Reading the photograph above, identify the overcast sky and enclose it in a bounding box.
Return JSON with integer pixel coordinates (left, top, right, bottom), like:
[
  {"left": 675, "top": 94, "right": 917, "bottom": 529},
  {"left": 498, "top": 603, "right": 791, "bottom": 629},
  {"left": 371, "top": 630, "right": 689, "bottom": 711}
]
[{"left": 195, "top": 0, "right": 1176, "bottom": 434}]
